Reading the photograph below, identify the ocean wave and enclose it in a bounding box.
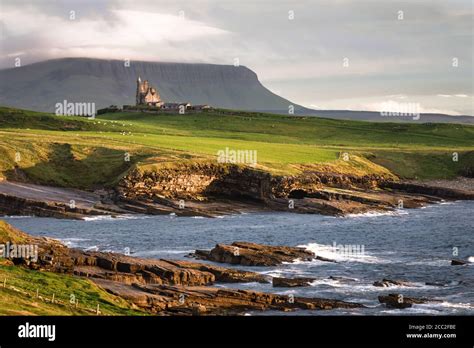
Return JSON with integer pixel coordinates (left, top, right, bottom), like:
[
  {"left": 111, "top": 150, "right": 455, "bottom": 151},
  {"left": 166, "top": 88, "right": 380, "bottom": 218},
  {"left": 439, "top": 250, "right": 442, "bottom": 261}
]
[
  {"left": 57, "top": 237, "right": 91, "bottom": 247},
  {"left": 82, "top": 215, "right": 115, "bottom": 221},
  {"left": 405, "top": 259, "right": 451, "bottom": 267},
  {"left": 345, "top": 210, "right": 409, "bottom": 218},
  {"left": 297, "top": 242, "right": 386, "bottom": 264},
  {"left": 2, "top": 215, "right": 33, "bottom": 219},
  {"left": 308, "top": 279, "right": 433, "bottom": 293},
  {"left": 82, "top": 214, "right": 152, "bottom": 221}
]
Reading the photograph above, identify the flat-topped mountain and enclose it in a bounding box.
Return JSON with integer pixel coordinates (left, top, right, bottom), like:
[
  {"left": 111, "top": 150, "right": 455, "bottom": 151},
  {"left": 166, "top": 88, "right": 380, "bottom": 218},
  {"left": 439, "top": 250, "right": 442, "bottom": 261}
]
[
  {"left": 0, "top": 57, "right": 472, "bottom": 124},
  {"left": 0, "top": 57, "right": 301, "bottom": 113}
]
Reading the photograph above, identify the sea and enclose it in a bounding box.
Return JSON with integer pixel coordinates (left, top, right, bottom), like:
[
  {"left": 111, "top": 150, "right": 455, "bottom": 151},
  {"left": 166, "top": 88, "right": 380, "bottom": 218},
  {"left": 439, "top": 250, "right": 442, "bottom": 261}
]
[{"left": 4, "top": 200, "right": 473, "bottom": 315}]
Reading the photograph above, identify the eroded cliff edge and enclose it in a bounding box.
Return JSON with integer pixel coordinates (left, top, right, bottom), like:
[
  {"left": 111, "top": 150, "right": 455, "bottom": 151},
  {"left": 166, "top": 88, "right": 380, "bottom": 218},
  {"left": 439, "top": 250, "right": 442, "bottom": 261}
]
[
  {"left": 113, "top": 163, "right": 474, "bottom": 218},
  {"left": 0, "top": 162, "right": 473, "bottom": 219}
]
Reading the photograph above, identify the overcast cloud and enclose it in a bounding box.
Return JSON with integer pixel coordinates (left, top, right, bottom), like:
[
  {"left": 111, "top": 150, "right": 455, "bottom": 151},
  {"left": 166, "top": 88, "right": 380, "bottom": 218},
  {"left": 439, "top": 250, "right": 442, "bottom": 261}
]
[{"left": 0, "top": 0, "right": 472, "bottom": 115}]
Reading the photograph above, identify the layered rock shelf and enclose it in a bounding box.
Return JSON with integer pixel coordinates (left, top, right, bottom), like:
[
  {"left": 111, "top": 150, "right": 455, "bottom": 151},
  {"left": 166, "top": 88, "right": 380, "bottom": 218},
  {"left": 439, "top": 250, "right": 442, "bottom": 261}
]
[
  {"left": 1, "top": 225, "right": 364, "bottom": 315},
  {"left": 1, "top": 162, "right": 473, "bottom": 219},
  {"left": 1, "top": 220, "right": 461, "bottom": 314},
  {"left": 193, "top": 241, "right": 320, "bottom": 266}
]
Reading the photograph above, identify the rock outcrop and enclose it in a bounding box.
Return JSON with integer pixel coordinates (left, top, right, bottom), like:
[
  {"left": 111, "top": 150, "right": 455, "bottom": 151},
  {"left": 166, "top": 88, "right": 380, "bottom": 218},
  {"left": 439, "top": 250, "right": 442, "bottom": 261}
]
[
  {"left": 193, "top": 241, "right": 317, "bottom": 266},
  {"left": 2, "top": 159, "right": 473, "bottom": 219},
  {"left": 272, "top": 277, "right": 316, "bottom": 287},
  {"left": 451, "top": 259, "right": 468, "bottom": 266},
  {"left": 378, "top": 293, "right": 440, "bottom": 309},
  {"left": 114, "top": 163, "right": 474, "bottom": 218},
  {"left": 93, "top": 280, "right": 364, "bottom": 315}
]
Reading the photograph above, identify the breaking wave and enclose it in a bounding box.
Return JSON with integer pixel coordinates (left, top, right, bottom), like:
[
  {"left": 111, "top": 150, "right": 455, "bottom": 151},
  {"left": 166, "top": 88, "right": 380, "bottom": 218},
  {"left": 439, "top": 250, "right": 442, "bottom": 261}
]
[{"left": 297, "top": 242, "right": 386, "bottom": 264}]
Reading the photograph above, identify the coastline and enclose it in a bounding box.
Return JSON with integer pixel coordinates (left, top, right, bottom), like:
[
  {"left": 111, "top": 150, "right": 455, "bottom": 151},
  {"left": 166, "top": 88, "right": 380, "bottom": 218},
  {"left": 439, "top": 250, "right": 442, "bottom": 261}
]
[{"left": 1, "top": 171, "right": 472, "bottom": 220}]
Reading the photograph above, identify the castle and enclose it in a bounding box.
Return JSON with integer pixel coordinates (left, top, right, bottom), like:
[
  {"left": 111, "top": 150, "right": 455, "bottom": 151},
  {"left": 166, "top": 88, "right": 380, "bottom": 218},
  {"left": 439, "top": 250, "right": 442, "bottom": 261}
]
[
  {"left": 134, "top": 76, "right": 210, "bottom": 112},
  {"left": 136, "top": 77, "right": 163, "bottom": 107}
]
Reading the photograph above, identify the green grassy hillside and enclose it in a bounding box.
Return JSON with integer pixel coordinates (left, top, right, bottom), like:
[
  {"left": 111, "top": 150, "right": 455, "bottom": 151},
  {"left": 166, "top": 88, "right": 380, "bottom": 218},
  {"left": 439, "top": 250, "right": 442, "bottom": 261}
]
[
  {"left": 0, "top": 106, "right": 472, "bottom": 187},
  {"left": 0, "top": 220, "right": 145, "bottom": 315},
  {"left": 0, "top": 265, "right": 145, "bottom": 315}
]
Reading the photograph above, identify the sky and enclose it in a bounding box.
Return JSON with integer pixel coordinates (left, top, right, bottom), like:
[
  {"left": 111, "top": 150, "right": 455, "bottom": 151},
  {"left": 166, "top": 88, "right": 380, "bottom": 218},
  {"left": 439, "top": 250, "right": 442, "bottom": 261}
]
[{"left": 0, "top": 0, "right": 473, "bottom": 115}]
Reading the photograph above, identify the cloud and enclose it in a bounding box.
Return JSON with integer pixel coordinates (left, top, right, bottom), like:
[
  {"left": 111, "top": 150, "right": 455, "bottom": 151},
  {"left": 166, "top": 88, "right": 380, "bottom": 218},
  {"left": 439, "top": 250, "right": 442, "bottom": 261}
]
[
  {"left": 437, "top": 94, "right": 471, "bottom": 98},
  {"left": 0, "top": 0, "right": 472, "bottom": 115},
  {"left": 0, "top": 7, "right": 230, "bottom": 66}
]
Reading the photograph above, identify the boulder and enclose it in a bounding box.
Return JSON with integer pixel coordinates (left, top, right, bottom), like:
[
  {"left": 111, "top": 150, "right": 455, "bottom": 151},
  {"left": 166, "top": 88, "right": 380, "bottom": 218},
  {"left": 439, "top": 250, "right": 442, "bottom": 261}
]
[
  {"left": 451, "top": 259, "right": 468, "bottom": 266},
  {"left": 378, "top": 293, "right": 438, "bottom": 309},
  {"left": 373, "top": 278, "right": 412, "bottom": 287},
  {"left": 272, "top": 277, "right": 315, "bottom": 287},
  {"left": 193, "top": 241, "right": 316, "bottom": 266}
]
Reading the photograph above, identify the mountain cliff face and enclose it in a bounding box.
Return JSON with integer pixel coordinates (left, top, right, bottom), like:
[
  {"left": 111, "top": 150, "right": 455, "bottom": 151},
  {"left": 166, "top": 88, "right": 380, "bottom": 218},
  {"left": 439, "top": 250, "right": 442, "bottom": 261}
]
[
  {"left": 0, "top": 58, "right": 299, "bottom": 113},
  {"left": 0, "top": 57, "right": 471, "bottom": 124}
]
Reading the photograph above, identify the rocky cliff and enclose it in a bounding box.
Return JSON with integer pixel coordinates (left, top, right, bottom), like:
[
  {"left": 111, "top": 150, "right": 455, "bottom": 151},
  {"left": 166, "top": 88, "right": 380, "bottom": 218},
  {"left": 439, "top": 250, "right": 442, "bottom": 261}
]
[{"left": 116, "top": 163, "right": 473, "bottom": 217}]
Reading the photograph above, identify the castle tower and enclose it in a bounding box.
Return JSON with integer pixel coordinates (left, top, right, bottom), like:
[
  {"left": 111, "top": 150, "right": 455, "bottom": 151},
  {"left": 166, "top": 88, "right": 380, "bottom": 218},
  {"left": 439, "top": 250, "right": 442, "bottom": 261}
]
[{"left": 136, "top": 76, "right": 142, "bottom": 105}]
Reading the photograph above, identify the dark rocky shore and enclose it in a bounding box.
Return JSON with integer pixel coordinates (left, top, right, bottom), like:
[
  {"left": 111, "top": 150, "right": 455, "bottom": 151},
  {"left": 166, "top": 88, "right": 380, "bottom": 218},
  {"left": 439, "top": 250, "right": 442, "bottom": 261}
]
[
  {"left": 1, "top": 225, "right": 365, "bottom": 315},
  {"left": 2, "top": 222, "right": 470, "bottom": 315}
]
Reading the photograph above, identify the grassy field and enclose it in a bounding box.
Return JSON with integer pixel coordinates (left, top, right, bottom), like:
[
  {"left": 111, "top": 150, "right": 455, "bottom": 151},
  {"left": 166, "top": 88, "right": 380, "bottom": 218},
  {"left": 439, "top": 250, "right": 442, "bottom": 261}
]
[
  {"left": 0, "top": 106, "right": 472, "bottom": 188},
  {"left": 0, "top": 265, "right": 146, "bottom": 315}
]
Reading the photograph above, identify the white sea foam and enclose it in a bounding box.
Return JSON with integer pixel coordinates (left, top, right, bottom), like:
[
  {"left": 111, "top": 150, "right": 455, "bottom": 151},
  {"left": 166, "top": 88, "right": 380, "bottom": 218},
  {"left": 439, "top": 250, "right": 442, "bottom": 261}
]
[
  {"left": 2, "top": 215, "right": 33, "bottom": 219},
  {"left": 405, "top": 259, "right": 451, "bottom": 267},
  {"left": 57, "top": 237, "right": 90, "bottom": 247},
  {"left": 468, "top": 256, "right": 474, "bottom": 263},
  {"left": 82, "top": 215, "right": 114, "bottom": 221},
  {"left": 297, "top": 242, "right": 386, "bottom": 264},
  {"left": 437, "top": 301, "right": 474, "bottom": 309},
  {"left": 309, "top": 279, "right": 431, "bottom": 293},
  {"left": 345, "top": 210, "right": 408, "bottom": 218},
  {"left": 82, "top": 214, "right": 150, "bottom": 221}
]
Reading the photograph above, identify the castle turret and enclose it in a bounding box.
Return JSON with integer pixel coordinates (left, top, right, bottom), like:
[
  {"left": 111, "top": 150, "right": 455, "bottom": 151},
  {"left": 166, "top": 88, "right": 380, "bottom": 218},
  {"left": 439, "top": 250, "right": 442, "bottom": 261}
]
[{"left": 136, "top": 76, "right": 142, "bottom": 105}]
